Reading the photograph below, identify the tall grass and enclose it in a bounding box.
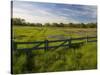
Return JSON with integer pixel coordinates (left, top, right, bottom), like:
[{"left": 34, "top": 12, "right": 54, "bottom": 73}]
[
  {"left": 13, "top": 42, "right": 97, "bottom": 73},
  {"left": 12, "top": 26, "right": 97, "bottom": 74}
]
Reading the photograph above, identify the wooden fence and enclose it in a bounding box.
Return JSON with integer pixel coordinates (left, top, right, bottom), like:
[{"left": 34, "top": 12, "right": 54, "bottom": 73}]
[
  {"left": 12, "top": 36, "right": 97, "bottom": 73},
  {"left": 12, "top": 36, "right": 97, "bottom": 51}
]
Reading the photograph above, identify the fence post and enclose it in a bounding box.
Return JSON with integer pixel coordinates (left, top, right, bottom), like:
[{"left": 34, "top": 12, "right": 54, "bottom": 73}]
[
  {"left": 86, "top": 36, "right": 88, "bottom": 43},
  {"left": 26, "top": 49, "right": 33, "bottom": 72},
  {"left": 68, "top": 37, "right": 72, "bottom": 48},
  {"left": 45, "top": 40, "right": 48, "bottom": 51},
  {"left": 12, "top": 41, "right": 17, "bottom": 50}
]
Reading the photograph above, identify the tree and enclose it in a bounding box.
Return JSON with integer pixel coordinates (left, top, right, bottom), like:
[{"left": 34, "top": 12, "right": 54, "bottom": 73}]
[
  {"left": 36, "top": 23, "right": 42, "bottom": 27},
  {"left": 59, "top": 23, "right": 64, "bottom": 27},
  {"left": 12, "top": 18, "right": 26, "bottom": 25},
  {"left": 52, "top": 23, "right": 59, "bottom": 27},
  {"left": 87, "top": 23, "right": 97, "bottom": 28},
  {"left": 81, "top": 23, "right": 86, "bottom": 28},
  {"left": 12, "top": 18, "right": 97, "bottom": 28},
  {"left": 44, "top": 23, "right": 51, "bottom": 27}
]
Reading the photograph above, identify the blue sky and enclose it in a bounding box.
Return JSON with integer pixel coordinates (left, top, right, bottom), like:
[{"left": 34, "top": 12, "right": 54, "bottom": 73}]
[{"left": 12, "top": 1, "right": 97, "bottom": 24}]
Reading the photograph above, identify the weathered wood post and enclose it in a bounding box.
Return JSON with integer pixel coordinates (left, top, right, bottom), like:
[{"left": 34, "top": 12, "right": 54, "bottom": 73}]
[
  {"left": 12, "top": 41, "right": 17, "bottom": 50},
  {"left": 26, "top": 49, "right": 33, "bottom": 72},
  {"left": 45, "top": 39, "right": 48, "bottom": 51},
  {"left": 86, "top": 36, "right": 88, "bottom": 43},
  {"left": 68, "top": 37, "right": 72, "bottom": 48},
  {"left": 43, "top": 39, "right": 49, "bottom": 72},
  {"left": 11, "top": 41, "right": 17, "bottom": 74}
]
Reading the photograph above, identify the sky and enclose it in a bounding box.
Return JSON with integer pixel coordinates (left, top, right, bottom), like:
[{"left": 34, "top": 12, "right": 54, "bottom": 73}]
[{"left": 12, "top": 1, "right": 97, "bottom": 24}]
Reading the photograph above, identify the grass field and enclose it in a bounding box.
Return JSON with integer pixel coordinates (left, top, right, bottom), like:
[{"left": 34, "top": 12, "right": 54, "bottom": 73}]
[
  {"left": 13, "top": 26, "right": 96, "bottom": 41},
  {"left": 12, "top": 26, "right": 97, "bottom": 74}
]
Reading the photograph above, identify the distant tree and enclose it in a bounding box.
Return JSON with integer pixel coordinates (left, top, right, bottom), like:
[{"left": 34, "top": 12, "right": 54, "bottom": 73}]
[
  {"left": 36, "top": 23, "right": 42, "bottom": 27},
  {"left": 69, "top": 23, "right": 78, "bottom": 28},
  {"left": 12, "top": 18, "right": 97, "bottom": 28},
  {"left": 52, "top": 23, "right": 59, "bottom": 27},
  {"left": 59, "top": 23, "right": 64, "bottom": 27},
  {"left": 87, "top": 23, "right": 97, "bottom": 28},
  {"left": 12, "top": 18, "right": 26, "bottom": 25},
  {"left": 26, "top": 22, "right": 36, "bottom": 26},
  {"left": 80, "top": 23, "right": 86, "bottom": 28},
  {"left": 44, "top": 23, "right": 51, "bottom": 27}
]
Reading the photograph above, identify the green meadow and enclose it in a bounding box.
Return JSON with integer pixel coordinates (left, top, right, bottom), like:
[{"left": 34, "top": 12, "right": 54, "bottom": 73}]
[
  {"left": 13, "top": 26, "right": 96, "bottom": 41},
  {"left": 12, "top": 26, "right": 97, "bottom": 74}
]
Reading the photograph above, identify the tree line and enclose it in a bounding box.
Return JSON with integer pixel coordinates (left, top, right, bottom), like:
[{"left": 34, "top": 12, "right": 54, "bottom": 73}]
[{"left": 12, "top": 18, "right": 97, "bottom": 28}]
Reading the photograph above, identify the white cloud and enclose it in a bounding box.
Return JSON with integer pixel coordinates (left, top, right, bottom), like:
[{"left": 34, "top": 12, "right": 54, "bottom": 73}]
[{"left": 13, "top": 1, "right": 97, "bottom": 23}]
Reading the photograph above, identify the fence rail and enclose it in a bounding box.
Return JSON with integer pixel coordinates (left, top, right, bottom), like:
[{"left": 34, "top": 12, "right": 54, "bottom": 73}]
[
  {"left": 12, "top": 36, "right": 97, "bottom": 51},
  {"left": 12, "top": 36, "right": 97, "bottom": 72}
]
